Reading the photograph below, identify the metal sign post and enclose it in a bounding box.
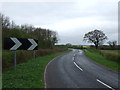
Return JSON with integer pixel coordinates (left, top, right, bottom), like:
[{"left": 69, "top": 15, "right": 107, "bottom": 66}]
[
  {"left": 34, "top": 50, "right": 36, "bottom": 59},
  {"left": 4, "top": 37, "right": 38, "bottom": 71},
  {"left": 14, "top": 50, "right": 16, "bottom": 71}
]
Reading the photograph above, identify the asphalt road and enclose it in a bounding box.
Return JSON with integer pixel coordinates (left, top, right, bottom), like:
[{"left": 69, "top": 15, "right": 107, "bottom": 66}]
[{"left": 45, "top": 49, "right": 119, "bottom": 89}]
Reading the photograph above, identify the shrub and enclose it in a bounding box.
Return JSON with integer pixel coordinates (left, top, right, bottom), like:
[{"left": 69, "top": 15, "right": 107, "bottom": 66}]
[{"left": 2, "top": 47, "right": 67, "bottom": 72}]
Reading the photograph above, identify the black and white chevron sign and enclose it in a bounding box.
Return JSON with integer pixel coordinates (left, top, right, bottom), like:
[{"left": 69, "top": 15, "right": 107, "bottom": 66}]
[{"left": 4, "top": 38, "right": 38, "bottom": 50}]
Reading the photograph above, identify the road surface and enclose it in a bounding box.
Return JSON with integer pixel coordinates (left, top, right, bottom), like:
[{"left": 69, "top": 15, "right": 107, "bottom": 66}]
[{"left": 45, "top": 49, "right": 119, "bottom": 89}]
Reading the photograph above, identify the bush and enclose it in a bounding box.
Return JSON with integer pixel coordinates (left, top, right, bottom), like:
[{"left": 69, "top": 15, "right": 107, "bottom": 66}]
[
  {"left": 2, "top": 47, "right": 67, "bottom": 72},
  {"left": 2, "top": 50, "right": 14, "bottom": 71},
  {"left": 2, "top": 50, "right": 33, "bottom": 71}
]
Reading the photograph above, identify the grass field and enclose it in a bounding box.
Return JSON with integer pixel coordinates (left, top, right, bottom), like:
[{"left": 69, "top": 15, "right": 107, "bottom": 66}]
[
  {"left": 100, "top": 50, "right": 120, "bottom": 62},
  {"left": 84, "top": 49, "right": 119, "bottom": 71},
  {"left": 100, "top": 50, "right": 120, "bottom": 54},
  {"left": 2, "top": 50, "right": 70, "bottom": 88},
  {"left": 82, "top": 45, "right": 90, "bottom": 48}
]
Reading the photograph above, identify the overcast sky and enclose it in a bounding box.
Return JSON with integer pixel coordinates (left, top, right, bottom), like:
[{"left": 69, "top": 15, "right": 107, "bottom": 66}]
[{"left": 1, "top": 0, "right": 119, "bottom": 45}]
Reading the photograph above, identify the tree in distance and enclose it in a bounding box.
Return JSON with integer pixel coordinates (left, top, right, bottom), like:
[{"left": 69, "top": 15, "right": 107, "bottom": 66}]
[
  {"left": 83, "top": 29, "right": 108, "bottom": 49},
  {"left": 66, "top": 43, "right": 72, "bottom": 46},
  {"left": 107, "top": 40, "right": 117, "bottom": 49}
]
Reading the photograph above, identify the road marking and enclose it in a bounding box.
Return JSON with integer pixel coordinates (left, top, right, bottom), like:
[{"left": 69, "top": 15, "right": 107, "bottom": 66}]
[
  {"left": 74, "top": 54, "right": 75, "bottom": 57},
  {"left": 72, "top": 57, "right": 74, "bottom": 61},
  {"left": 96, "top": 79, "right": 115, "bottom": 90},
  {"left": 74, "top": 62, "right": 83, "bottom": 71},
  {"left": 44, "top": 56, "right": 60, "bottom": 88},
  {"left": 78, "top": 50, "right": 83, "bottom": 55},
  {"left": 44, "top": 53, "right": 68, "bottom": 88}
]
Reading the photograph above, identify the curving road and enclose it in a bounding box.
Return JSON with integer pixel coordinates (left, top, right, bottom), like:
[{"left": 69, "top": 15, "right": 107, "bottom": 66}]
[{"left": 45, "top": 49, "right": 119, "bottom": 89}]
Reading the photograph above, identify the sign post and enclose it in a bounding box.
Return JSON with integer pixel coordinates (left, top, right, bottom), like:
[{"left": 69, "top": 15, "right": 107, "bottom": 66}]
[
  {"left": 34, "top": 50, "right": 36, "bottom": 59},
  {"left": 14, "top": 50, "right": 16, "bottom": 71},
  {"left": 4, "top": 37, "right": 38, "bottom": 71}
]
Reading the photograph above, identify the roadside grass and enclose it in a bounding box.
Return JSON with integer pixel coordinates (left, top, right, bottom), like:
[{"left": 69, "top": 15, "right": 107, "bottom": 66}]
[
  {"left": 84, "top": 49, "right": 119, "bottom": 71},
  {"left": 2, "top": 50, "right": 70, "bottom": 88},
  {"left": 110, "top": 50, "right": 120, "bottom": 53},
  {"left": 100, "top": 50, "right": 120, "bottom": 54},
  {"left": 3, "top": 47, "right": 67, "bottom": 72}
]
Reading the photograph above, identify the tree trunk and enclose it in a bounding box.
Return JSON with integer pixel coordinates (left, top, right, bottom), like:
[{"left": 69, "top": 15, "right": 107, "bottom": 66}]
[{"left": 95, "top": 45, "right": 98, "bottom": 49}]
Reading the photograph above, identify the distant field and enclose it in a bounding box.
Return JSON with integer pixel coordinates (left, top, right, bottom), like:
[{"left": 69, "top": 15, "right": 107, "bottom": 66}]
[
  {"left": 68, "top": 45, "right": 90, "bottom": 49},
  {"left": 83, "top": 46, "right": 90, "bottom": 48}
]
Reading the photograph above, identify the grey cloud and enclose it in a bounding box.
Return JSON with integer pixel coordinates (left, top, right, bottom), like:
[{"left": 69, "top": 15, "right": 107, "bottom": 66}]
[{"left": 2, "top": 1, "right": 118, "bottom": 45}]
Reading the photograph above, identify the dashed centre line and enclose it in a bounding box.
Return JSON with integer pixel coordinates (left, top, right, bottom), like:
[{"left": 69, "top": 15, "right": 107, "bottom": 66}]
[
  {"left": 73, "top": 62, "right": 83, "bottom": 71},
  {"left": 72, "top": 52, "right": 114, "bottom": 89},
  {"left": 96, "top": 79, "right": 115, "bottom": 90},
  {"left": 74, "top": 54, "right": 75, "bottom": 57},
  {"left": 72, "top": 57, "right": 74, "bottom": 61}
]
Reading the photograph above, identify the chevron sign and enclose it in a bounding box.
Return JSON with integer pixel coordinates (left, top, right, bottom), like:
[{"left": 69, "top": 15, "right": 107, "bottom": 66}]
[{"left": 4, "top": 38, "right": 38, "bottom": 50}]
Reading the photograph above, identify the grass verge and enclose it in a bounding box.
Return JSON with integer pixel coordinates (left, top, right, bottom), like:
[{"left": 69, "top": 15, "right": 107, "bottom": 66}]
[
  {"left": 2, "top": 50, "right": 70, "bottom": 88},
  {"left": 84, "top": 49, "right": 119, "bottom": 71}
]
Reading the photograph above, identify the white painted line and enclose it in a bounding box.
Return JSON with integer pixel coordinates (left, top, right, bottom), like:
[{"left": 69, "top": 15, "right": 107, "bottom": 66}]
[
  {"left": 44, "top": 56, "right": 60, "bottom": 88},
  {"left": 72, "top": 57, "right": 74, "bottom": 61},
  {"left": 96, "top": 79, "right": 115, "bottom": 90},
  {"left": 74, "top": 54, "right": 75, "bottom": 57},
  {"left": 74, "top": 62, "right": 83, "bottom": 71}
]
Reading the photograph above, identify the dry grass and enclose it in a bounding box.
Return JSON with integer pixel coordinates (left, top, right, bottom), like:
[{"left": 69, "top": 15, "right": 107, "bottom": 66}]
[
  {"left": 100, "top": 50, "right": 120, "bottom": 55},
  {"left": 99, "top": 50, "right": 120, "bottom": 62}
]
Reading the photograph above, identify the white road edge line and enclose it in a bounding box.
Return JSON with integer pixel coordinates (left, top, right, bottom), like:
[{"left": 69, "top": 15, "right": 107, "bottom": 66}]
[
  {"left": 44, "top": 56, "right": 59, "bottom": 88},
  {"left": 96, "top": 79, "right": 115, "bottom": 90},
  {"left": 74, "top": 62, "right": 83, "bottom": 71},
  {"left": 44, "top": 53, "right": 68, "bottom": 88}
]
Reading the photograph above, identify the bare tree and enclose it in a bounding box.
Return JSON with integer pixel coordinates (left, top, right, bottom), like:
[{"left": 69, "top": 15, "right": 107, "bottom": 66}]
[
  {"left": 66, "top": 43, "right": 72, "bottom": 46},
  {"left": 107, "top": 40, "right": 117, "bottom": 48},
  {"left": 83, "top": 29, "right": 107, "bottom": 49},
  {"left": 51, "top": 31, "right": 58, "bottom": 46},
  {"left": 10, "top": 20, "right": 16, "bottom": 29},
  {"left": 1, "top": 14, "right": 10, "bottom": 29},
  {"left": 21, "top": 24, "right": 34, "bottom": 33}
]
